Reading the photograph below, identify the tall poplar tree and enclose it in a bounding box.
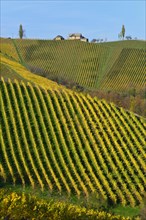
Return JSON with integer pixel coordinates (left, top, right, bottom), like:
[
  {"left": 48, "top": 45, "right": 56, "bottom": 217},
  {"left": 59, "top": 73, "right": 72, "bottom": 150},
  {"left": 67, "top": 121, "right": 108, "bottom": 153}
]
[
  {"left": 121, "top": 25, "right": 125, "bottom": 39},
  {"left": 19, "top": 24, "right": 24, "bottom": 39}
]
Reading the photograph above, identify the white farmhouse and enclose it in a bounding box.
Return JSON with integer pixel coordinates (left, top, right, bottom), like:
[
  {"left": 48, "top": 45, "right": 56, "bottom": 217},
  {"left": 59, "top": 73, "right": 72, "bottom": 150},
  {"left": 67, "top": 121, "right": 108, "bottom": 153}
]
[{"left": 68, "top": 33, "right": 88, "bottom": 42}]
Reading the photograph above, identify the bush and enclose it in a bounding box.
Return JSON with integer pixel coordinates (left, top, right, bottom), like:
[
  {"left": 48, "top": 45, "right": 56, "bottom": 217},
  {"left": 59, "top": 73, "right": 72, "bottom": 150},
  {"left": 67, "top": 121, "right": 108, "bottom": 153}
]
[{"left": 0, "top": 189, "right": 132, "bottom": 220}]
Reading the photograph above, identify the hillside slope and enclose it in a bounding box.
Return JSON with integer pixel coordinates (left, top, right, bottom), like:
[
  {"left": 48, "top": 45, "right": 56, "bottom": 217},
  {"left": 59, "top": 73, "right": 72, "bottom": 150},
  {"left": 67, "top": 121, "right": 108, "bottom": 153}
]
[
  {"left": 0, "top": 53, "right": 65, "bottom": 90},
  {"left": 0, "top": 78, "right": 145, "bottom": 207},
  {"left": 99, "top": 47, "right": 145, "bottom": 90},
  {"left": 1, "top": 38, "right": 145, "bottom": 92}
]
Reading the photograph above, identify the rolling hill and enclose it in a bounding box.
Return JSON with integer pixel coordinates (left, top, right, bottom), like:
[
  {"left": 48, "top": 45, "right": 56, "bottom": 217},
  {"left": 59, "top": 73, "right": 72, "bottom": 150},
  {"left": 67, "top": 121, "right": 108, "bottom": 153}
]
[
  {"left": 0, "top": 38, "right": 145, "bottom": 92},
  {"left": 0, "top": 53, "right": 65, "bottom": 90},
  {"left": 0, "top": 76, "right": 145, "bottom": 207},
  {"left": 0, "top": 38, "right": 146, "bottom": 219}
]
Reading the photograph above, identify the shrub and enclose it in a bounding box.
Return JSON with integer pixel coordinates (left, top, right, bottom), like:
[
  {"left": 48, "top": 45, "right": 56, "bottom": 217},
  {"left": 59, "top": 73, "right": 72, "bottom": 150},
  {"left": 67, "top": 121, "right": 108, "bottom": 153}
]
[{"left": 0, "top": 189, "right": 132, "bottom": 220}]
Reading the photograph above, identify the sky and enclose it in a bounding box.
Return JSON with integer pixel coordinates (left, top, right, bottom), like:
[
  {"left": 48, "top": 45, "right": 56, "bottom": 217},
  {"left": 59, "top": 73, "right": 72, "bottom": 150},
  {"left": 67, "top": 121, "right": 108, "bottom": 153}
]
[{"left": 1, "top": 0, "right": 146, "bottom": 41}]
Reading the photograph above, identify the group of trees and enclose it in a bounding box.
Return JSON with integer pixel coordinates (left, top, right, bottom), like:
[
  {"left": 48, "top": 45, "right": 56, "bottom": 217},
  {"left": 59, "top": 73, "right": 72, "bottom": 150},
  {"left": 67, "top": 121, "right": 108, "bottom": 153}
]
[
  {"left": 89, "top": 25, "right": 133, "bottom": 43},
  {"left": 118, "top": 25, "right": 126, "bottom": 40},
  {"left": 118, "top": 25, "right": 135, "bottom": 40},
  {"left": 91, "top": 38, "right": 107, "bottom": 43}
]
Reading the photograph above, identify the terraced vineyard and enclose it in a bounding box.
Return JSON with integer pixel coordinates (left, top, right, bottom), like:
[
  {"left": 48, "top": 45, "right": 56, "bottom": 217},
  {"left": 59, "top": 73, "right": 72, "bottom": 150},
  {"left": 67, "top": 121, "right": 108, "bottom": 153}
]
[
  {"left": 1, "top": 38, "right": 145, "bottom": 92},
  {"left": 0, "top": 53, "right": 65, "bottom": 90},
  {"left": 99, "top": 48, "right": 145, "bottom": 90},
  {"left": 15, "top": 39, "right": 110, "bottom": 88},
  {"left": 1, "top": 78, "right": 145, "bottom": 207},
  {"left": 0, "top": 38, "right": 19, "bottom": 61}
]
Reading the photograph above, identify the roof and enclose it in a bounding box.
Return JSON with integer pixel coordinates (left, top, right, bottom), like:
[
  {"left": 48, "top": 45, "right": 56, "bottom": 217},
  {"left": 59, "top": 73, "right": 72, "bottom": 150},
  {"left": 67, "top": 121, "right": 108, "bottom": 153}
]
[
  {"left": 81, "top": 36, "right": 87, "bottom": 39},
  {"left": 53, "top": 35, "right": 64, "bottom": 40},
  {"left": 69, "top": 33, "right": 82, "bottom": 37}
]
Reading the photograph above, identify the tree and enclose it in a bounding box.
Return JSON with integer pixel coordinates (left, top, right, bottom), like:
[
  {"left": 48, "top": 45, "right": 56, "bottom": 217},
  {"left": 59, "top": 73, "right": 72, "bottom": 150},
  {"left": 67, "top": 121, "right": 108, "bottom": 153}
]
[
  {"left": 121, "top": 25, "right": 125, "bottom": 39},
  {"left": 19, "top": 24, "right": 24, "bottom": 39}
]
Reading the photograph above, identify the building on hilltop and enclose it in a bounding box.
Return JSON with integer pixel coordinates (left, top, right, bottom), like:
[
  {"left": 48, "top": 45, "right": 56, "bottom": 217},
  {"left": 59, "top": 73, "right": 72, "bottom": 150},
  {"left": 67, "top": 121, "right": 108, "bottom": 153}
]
[
  {"left": 68, "top": 33, "right": 88, "bottom": 42},
  {"left": 53, "top": 35, "right": 65, "bottom": 40},
  {"left": 68, "top": 33, "right": 82, "bottom": 40}
]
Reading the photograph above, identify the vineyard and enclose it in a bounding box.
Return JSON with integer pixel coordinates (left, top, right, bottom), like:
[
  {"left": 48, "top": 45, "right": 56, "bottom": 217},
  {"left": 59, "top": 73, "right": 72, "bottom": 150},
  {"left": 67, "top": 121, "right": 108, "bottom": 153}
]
[
  {"left": 0, "top": 77, "right": 145, "bottom": 208},
  {"left": 0, "top": 38, "right": 19, "bottom": 61},
  {"left": 0, "top": 38, "right": 145, "bottom": 92},
  {"left": 0, "top": 53, "right": 65, "bottom": 90},
  {"left": 99, "top": 48, "right": 145, "bottom": 90},
  {"left": 0, "top": 37, "right": 146, "bottom": 219}
]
